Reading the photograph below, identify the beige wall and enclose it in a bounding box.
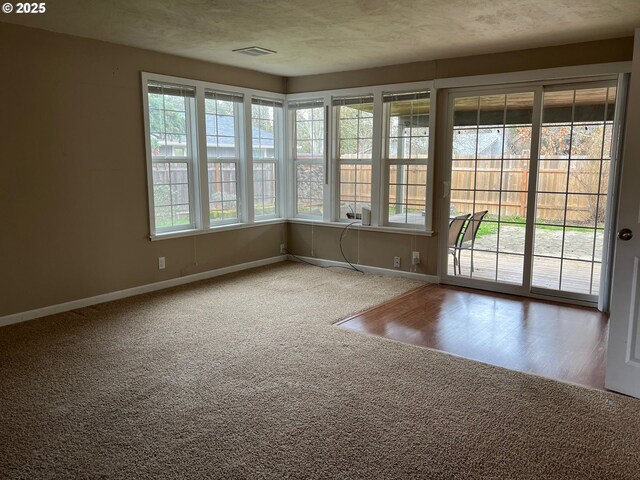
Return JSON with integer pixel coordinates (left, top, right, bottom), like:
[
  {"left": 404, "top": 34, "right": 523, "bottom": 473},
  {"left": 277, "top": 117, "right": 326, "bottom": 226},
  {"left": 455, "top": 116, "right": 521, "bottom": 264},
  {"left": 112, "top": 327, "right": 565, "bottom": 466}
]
[
  {"left": 286, "top": 37, "right": 633, "bottom": 93},
  {"left": 287, "top": 223, "right": 438, "bottom": 276},
  {"left": 286, "top": 61, "right": 439, "bottom": 94},
  {"left": 0, "top": 23, "right": 286, "bottom": 316}
]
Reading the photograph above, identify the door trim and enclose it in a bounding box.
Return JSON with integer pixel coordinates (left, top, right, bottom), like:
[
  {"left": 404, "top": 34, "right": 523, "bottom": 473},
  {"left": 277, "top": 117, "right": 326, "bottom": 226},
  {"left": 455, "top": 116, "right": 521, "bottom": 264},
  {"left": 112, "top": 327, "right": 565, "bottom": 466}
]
[{"left": 598, "top": 74, "right": 630, "bottom": 312}]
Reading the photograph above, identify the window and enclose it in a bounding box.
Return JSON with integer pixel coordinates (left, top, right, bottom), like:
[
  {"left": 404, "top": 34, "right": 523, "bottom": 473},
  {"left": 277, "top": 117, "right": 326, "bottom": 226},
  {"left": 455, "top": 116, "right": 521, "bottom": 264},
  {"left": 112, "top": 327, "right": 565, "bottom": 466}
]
[
  {"left": 143, "top": 73, "right": 286, "bottom": 237},
  {"left": 334, "top": 96, "right": 374, "bottom": 220},
  {"left": 290, "top": 100, "right": 325, "bottom": 218},
  {"left": 383, "top": 91, "right": 430, "bottom": 226},
  {"left": 205, "top": 90, "right": 243, "bottom": 225},
  {"left": 251, "top": 98, "right": 283, "bottom": 219},
  {"left": 290, "top": 88, "right": 434, "bottom": 229},
  {"left": 144, "top": 74, "right": 436, "bottom": 237},
  {"left": 147, "top": 82, "right": 197, "bottom": 233}
]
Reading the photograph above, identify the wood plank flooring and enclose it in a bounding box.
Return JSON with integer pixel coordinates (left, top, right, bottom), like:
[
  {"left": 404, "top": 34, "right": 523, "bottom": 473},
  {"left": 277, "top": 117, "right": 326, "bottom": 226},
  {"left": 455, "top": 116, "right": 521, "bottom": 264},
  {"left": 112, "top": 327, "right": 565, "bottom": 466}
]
[{"left": 337, "top": 284, "right": 609, "bottom": 390}]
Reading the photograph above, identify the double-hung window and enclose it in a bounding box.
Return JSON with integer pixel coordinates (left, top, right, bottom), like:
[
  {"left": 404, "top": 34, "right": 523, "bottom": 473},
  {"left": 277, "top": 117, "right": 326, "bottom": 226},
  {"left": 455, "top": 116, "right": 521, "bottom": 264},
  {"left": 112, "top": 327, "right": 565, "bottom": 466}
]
[
  {"left": 334, "top": 96, "right": 374, "bottom": 220},
  {"left": 147, "top": 82, "right": 198, "bottom": 233},
  {"left": 290, "top": 100, "right": 325, "bottom": 218},
  {"left": 144, "top": 74, "right": 435, "bottom": 237},
  {"left": 143, "top": 73, "right": 286, "bottom": 238},
  {"left": 205, "top": 90, "right": 243, "bottom": 225},
  {"left": 383, "top": 91, "right": 430, "bottom": 227},
  {"left": 251, "top": 98, "right": 283, "bottom": 219}
]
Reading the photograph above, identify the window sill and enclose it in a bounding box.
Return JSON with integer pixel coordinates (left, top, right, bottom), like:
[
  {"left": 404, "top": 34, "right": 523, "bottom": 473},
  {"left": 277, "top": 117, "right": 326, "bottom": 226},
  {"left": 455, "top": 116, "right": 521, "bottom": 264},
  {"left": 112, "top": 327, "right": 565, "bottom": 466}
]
[
  {"left": 287, "top": 218, "right": 434, "bottom": 236},
  {"left": 150, "top": 217, "right": 433, "bottom": 241},
  {"left": 150, "top": 218, "right": 287, "bottom": 241}
]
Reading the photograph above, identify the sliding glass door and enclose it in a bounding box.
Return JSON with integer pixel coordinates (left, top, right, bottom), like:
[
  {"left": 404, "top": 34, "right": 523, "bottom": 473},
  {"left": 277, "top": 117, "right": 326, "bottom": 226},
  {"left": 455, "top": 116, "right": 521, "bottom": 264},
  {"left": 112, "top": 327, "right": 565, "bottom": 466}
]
[
  {"left": 449, "top": 91, "right": 534, "bottom": 286},
  {"left": 444, "top": 79, "right": 619, "bottom": 303}
]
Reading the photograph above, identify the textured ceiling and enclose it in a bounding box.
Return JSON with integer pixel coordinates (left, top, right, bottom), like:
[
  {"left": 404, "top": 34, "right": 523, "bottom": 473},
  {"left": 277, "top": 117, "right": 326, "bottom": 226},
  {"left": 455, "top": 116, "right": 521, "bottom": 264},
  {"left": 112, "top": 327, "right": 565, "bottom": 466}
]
[{"left": 2, "top": 0, "right": 639, "bottom": 76}]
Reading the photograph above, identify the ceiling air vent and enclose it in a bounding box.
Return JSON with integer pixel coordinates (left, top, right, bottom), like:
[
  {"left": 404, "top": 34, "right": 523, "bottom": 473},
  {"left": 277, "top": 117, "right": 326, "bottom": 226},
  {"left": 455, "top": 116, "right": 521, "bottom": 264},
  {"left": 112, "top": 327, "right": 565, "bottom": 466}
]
[{"left": 233, "top": 46, "right": 277, "bottom": 57}]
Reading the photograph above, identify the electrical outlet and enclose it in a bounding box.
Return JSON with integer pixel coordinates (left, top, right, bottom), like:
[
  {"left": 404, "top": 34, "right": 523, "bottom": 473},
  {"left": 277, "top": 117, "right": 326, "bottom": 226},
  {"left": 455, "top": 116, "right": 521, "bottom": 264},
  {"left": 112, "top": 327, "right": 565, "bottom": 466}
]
[
  {"left": 393, "top": 256, "right": 401, "bottom": 268},
  {"left": 158, "top": 256, "right": 166, "bottom": 270},
  {"left": 412, "top": 251, "right": 421, "bottom": 265},
  {"left": 280, "top": 243, "right": 287, "bottom": 254}
]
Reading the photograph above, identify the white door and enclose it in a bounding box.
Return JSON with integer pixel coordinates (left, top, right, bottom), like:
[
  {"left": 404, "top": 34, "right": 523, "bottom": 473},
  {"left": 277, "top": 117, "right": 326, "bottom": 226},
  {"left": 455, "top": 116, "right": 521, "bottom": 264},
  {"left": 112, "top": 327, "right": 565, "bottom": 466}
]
[{"left": 605, "top": 29, "right": 640, "bottom": 398}]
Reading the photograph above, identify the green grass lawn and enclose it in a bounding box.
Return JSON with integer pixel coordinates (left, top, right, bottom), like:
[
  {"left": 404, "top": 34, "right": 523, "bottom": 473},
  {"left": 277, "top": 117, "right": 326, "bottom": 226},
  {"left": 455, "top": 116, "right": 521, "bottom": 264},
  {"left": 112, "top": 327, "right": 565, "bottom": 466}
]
[{"left": 475, "top": 215, "right": 603, "bottom": 238}]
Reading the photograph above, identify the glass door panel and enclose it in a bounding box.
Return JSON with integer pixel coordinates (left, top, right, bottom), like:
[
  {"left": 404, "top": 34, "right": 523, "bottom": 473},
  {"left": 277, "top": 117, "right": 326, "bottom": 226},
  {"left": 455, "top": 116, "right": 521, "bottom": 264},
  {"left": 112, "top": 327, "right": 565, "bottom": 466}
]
[
  {"left": 449, "top": 92, "right": 534, "bottom": 285},
  {"left": 532, "top": 84, "right": 616, "bottom": 298}
]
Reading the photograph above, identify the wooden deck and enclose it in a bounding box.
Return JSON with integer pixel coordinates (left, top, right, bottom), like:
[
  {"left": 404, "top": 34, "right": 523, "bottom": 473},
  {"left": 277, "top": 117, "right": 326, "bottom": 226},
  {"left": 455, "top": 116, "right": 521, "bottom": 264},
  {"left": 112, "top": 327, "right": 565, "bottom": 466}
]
[{"left": 449, "top": 250, "right": 600, "bottom": 296}]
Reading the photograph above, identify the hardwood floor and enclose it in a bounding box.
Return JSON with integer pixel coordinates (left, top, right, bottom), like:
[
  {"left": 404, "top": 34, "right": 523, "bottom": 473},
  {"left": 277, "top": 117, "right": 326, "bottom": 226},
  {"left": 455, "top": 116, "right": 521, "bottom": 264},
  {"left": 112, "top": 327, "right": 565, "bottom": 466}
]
[{"left": 337, "top": 284, "right": 609, "bottom": 390}]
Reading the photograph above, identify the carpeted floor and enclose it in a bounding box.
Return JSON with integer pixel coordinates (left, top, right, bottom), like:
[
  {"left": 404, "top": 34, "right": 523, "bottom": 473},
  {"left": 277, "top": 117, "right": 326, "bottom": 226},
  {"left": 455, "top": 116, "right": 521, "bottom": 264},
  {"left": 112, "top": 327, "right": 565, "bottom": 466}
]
[{"left": 1, "top": 261, "right": 639, "bottom": 479}]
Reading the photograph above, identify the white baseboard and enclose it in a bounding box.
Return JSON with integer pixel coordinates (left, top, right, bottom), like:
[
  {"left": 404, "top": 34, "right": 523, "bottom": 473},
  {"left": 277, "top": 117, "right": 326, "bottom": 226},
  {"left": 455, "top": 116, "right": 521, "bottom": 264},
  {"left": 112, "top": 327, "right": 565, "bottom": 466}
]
[
  {"left": 289, "top": 255, "right": 440, "bottom": 283},
  {"left": 0, "top": 256, "right": 287, "bottom": 328}
]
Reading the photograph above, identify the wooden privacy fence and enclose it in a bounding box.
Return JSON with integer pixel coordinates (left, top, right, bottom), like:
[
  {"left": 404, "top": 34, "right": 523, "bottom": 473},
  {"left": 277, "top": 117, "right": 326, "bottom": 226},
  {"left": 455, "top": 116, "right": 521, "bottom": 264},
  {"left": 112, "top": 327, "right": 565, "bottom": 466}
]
[
  {"left": 341, "top": 160, "right": 608, "bottom": 225},
  {"left": 340, "top": 165, "right": 427, "bottom": 205},
  {"left": 450, "top": 159, "right": 608, "bottom": 224}
]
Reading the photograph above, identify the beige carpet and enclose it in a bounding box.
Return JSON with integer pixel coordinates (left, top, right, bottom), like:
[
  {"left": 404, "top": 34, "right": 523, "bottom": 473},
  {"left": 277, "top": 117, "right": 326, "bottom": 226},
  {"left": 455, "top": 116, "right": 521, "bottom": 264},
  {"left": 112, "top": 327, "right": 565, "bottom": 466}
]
[{"left": 1, "top": 261, "right": 639, "bottom": 479}]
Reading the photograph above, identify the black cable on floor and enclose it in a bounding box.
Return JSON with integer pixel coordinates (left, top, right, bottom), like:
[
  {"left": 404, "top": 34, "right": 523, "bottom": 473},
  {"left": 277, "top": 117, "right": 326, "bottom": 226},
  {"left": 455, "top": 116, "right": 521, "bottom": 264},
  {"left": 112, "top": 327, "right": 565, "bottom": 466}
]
[
  {"left": 283, "top": 248, "right": 362, "bottom": 273},
  {"left": 339, "top": 221, "right": 364, "bottom": 273},
  {"left": 282, "top": 221, "right": 364, "bottom": 274}
]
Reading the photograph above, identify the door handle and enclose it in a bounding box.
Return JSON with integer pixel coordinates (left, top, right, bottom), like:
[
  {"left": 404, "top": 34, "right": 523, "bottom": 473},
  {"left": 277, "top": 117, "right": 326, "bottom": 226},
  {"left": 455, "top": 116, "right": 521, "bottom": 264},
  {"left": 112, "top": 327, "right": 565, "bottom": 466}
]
[
  {"left": 618, "top": 228, "right": 633, "bottom": 241},
  {"left": 442, "top": 181, "right": 451, "bottom": 198}
]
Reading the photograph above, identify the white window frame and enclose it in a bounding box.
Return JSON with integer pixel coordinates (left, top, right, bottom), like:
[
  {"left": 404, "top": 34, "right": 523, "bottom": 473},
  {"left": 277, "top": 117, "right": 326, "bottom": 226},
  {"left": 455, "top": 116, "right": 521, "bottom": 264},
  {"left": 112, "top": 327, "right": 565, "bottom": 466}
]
[
  {"left": 288, "top": 99, "right": 327, "bottom": 220},
  {"left": 333, "top": 94, "right": 376, "bottom": 222},
  {"left": 251, "top": 97, "right": 284, "bottom": 221},
  {"left": 381, "top": 90, "right": 433, "bottom": 229},
  {"left": 286, "top": 81, "right": 435, "bottom": 232},
  {"left": 142, "top": 72, "right": 286, "bottom": 239},
  {"left": 204, "top": 89, "right": 244, "bottom": 227},
  {"left": 143, "top": 80, "right": 200, "bottom": 234}
]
